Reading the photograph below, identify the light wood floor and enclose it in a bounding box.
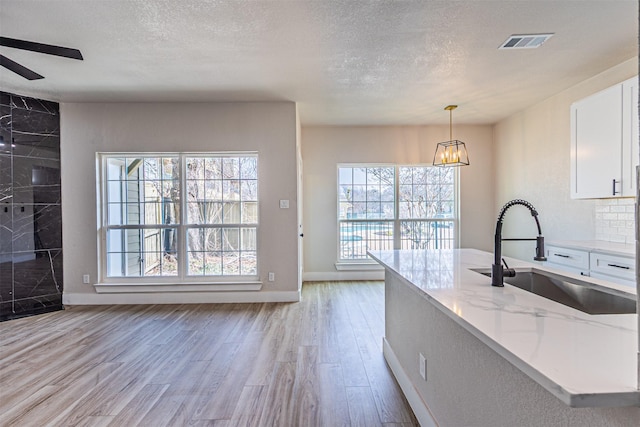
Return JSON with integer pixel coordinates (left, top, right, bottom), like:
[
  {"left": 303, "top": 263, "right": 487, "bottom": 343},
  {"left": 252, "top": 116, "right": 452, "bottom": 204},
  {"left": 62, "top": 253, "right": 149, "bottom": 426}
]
[{"left": 0, "top": 281, "right": 417, "bottom": 426}]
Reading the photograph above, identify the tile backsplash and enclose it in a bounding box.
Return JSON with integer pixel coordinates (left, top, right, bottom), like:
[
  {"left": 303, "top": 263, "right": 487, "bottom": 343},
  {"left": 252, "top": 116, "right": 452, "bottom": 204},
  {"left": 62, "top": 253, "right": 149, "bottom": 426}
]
[{"left": 595, "top": 198, "right": 636, "bottom": 244}]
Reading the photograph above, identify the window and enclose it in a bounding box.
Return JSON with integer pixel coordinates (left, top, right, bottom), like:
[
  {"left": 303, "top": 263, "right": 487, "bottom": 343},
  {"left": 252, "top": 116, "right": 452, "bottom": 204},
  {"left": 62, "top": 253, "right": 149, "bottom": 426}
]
[
  {"left": 338, "top": 165, "right": 456, "bottom": 260},
  {"left": 101, "top": 153, "right": 258, "bottom": 281}
]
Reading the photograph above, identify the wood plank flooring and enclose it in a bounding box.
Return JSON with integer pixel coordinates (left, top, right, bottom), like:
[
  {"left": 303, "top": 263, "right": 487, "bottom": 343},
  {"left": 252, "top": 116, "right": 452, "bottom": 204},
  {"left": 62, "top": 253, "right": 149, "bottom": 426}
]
[{"left": 0, "top": 281, "right": 417, "bottom": 426}]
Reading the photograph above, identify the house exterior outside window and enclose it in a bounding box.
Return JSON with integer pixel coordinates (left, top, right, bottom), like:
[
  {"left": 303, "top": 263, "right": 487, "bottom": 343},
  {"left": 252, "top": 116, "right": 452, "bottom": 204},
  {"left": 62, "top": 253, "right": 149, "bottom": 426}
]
[{"left": 100, "top": 153, "right": 258, "bottom": 282}]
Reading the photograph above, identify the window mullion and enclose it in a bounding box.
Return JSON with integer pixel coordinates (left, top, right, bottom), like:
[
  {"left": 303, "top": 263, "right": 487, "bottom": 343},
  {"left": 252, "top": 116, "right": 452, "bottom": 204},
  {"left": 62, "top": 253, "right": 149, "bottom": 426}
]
[
  {"left": 179, "top": 154, "right": 187, "bottom": 280},
  {"left": 393, "top": 166, "right": 401, "bottom": 249}
]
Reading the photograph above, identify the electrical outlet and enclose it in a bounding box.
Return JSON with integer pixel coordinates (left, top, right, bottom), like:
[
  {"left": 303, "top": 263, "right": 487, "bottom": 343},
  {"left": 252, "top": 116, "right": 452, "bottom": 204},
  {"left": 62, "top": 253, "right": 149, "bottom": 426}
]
[
  {"left": 268, "top": 272, "right": 275, "bottom": 282},
  {"left": 279, "top": 200, "right": 289, "bottom": 209},
  {"left": 82, "top": 274, "right": 90, "bottom": 284},
  {"left": 419, "top": 353, "right": 427, "bottom": 380}
]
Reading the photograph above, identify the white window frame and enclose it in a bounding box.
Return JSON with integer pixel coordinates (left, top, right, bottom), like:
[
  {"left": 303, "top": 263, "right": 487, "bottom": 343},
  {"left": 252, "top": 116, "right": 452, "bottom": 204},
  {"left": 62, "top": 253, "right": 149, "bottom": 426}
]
[
  {"left": 336, "top": 163, "right": 459, "bottom": 264},
  {"left": 97, "top": 152, "right": 260, "bottom": 286}
]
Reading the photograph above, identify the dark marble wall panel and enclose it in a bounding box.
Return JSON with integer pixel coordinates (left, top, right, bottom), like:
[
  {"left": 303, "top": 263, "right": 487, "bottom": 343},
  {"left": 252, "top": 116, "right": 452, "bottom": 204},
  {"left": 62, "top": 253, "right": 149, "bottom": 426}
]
[
  {"left": 13, "top": 250, "right": 62, "bottom": 300},
  {"left": 0, "top": 202, "right": 10, "bottom": 256},
  {"left": 0, "top": 154, "right": 10, "bottom": 204},
  {"left": 12, "top": 294, "right": 62, "bottom": 317},
  {"left": 12, "top": 156, "right": 61, "bottom": 204},
  {"left": 11, "top": 108, "right": 60, "bottom": 134},
  {"left": 0, "top": 105, "right": 10, "bottom": 155},
  {"left": 12, "top": 133, "right": 60, "bottom": 159},
  {"left": 0, "top": 260, "right": 12, "bottom": 304},
  {"left": 0, "top": 91, "right": 63, "bottom": 321},
  {"left": 11, "top": 103, "right": 60, "bottom": 160},
  {"left": 0, "top": 93, "right": 10, "bottom": 107},
  {"left": 9, "top": 95, "right": 58, "bottom": 114},
  {"left": 12, "top": 205, "right": 62, "bottom": 252}
]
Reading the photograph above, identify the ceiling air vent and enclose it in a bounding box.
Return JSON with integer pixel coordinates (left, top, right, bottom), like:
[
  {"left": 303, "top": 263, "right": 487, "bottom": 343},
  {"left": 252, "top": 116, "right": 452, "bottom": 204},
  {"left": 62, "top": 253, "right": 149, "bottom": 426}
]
[{"left": 499, "top": 33, "right": 554, "bottom": 49}]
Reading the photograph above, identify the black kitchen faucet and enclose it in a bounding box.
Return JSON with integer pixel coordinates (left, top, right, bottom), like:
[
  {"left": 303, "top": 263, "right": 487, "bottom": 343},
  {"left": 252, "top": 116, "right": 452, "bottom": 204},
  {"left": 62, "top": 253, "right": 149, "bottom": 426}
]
[{"left": 492, "top": 199, "right": 547, "bottom": 287}]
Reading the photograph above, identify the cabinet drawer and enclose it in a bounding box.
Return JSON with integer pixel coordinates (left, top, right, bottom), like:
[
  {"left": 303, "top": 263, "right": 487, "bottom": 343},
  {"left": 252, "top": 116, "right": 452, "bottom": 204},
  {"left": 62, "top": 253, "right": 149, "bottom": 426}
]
[
  {"left": 542, "top": 263, "right": 589, "bottom": 278},
  {"left": 589, "top": 252, "right": 636, "bottom": 282},
  {"left": 589, "top": 272, "right": 636, "bottom": 289},
  {"left": 545, "top": 246, "right": 590, "bottom": 270}
]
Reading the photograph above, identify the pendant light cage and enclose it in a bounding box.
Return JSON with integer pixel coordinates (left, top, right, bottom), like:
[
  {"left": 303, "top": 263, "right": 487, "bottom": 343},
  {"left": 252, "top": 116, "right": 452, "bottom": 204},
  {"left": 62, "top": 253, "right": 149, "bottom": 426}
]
[{"left": 433, "top": 105, "right": 470, "bottom": 167}]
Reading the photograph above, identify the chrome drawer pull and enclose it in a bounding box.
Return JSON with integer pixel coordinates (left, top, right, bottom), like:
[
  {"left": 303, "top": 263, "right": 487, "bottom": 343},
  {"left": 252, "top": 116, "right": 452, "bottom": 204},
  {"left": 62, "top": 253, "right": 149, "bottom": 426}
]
[
  {"left": 607, "top": 263, "right": 630, "bottom": 270},
  {"left": 553, "top": 253, "right": 570, "bottom": 258}
]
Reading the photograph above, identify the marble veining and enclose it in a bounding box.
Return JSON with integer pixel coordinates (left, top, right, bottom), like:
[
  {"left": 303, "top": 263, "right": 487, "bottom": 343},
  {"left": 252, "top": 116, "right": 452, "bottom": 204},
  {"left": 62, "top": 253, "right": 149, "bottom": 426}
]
[
  {"left": 8, "top": 95, "right": 59, "bottom": 115},
  {"left": 369, "top": 248, "right": 639, "bottom": 407},
  {"left": 0, "top": 91, "right": 63, "bottom": 321}
]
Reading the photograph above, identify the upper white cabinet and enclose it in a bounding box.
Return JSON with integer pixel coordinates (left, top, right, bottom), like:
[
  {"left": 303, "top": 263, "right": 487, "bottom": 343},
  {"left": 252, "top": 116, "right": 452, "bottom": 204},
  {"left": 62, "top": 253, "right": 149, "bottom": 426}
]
[
  {"left": 621, "top": 77, "right": 638, "bottom": 197},
  {"left": 570, "top": 76, "right": 639, "bottom": 199}
]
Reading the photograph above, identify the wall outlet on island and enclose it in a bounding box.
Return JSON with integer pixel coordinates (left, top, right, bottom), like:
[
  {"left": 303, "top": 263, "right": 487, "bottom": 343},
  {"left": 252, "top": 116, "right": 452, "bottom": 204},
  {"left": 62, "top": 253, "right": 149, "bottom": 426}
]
[
  {"left": 82, "top": 274, "right": 90, "bottom": 284},
  {"left": 419, "top": 353, "right": 427, "bottom": 381},
  {"left": 268, "top": 272, "right": 275, "bottom": 282}
]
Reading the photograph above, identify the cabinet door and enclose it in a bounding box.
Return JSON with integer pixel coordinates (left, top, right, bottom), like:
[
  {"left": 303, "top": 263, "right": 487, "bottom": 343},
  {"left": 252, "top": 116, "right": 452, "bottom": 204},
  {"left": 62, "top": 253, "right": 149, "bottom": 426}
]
[
  {"left": 621, "top": 76, "right": 639, "bottom": 197},
  {"left": 571, "top": 83, "right": 623, "bottom": 199}
]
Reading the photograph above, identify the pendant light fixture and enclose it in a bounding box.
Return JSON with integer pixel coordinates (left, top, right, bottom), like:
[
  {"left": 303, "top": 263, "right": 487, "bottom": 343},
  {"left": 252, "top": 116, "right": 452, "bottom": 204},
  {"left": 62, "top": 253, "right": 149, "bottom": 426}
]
[{"left": 433, "top": 105, "right": 470, "bottom": 167}]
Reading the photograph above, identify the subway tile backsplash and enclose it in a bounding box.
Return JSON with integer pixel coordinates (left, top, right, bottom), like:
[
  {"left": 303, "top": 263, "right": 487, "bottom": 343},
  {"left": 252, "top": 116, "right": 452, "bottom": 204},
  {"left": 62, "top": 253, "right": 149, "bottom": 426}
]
[{"left": 595, "top": 198, "right": 636, "bottom": 244}]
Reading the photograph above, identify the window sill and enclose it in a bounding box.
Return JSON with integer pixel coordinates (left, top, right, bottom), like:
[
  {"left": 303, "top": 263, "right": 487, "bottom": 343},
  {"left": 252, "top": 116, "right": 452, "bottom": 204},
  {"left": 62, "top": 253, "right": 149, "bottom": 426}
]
[
  {"left": 94, "top": 281, "right": 263, "bottom": 294},
  {"left": 335, "top": 262, "right": 384, "bottom": 271}
]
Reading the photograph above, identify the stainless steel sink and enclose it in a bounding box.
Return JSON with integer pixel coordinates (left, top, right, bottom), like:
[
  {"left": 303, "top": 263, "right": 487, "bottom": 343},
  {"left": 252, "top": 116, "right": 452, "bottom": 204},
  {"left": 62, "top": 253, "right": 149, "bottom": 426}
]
[{"left": 472, "top": 269, "right": 636, "bottom": 315}]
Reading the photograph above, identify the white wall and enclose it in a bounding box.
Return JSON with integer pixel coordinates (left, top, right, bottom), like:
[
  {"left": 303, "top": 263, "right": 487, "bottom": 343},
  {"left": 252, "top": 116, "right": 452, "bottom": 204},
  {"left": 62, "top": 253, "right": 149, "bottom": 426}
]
[
  {"left": 494, "top": 58, "right": 637, "bottom": 261},
  {"left": 301, "top": 125, "right": 494, "bottom": 280},
  {"left": 61, "top": 102, "right": 300, "bottom": 304}
]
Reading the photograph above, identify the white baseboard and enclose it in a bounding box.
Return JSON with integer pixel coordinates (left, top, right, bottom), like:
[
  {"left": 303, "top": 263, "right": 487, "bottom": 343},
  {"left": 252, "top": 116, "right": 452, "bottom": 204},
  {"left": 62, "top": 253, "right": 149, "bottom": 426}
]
[
  {"left": 94, "top": 282, "right": 262, "bottom": 293},
  {"left": 302, "top": 271, "right": 384, "bottom": 282},
  {"left": 383, "top": 337, "right": 438, "bottom": 427},
  {"left": 63, "top": 290, "right": 301, "bottom": 305}
]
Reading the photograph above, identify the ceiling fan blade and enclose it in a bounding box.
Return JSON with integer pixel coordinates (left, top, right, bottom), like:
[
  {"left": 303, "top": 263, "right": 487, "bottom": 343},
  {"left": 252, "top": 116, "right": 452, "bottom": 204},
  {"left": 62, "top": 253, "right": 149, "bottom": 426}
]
[
  {"left": 0, "top": 54, "right": 44, "bottom": 80},
  {"left": 0, "top": 36, "right": 83, "bottom": 60}
]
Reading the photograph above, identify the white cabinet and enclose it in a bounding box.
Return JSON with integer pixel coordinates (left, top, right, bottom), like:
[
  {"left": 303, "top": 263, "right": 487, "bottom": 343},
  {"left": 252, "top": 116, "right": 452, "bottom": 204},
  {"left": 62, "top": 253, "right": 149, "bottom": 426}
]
[
  {"left": 544, "top": 245, "right": 590, "bottom": 277},
  {"left": 570, "top": 76, "right": 639, "bottom": 199},
  {"left": 621, "top": 77, "right": 638, "bottom": 197},
  {"left": 589, "top": 251, "right": 636, "bottom": 286},
  {"left": 544, "top": 243, "right": 636, "bottom": 289}
]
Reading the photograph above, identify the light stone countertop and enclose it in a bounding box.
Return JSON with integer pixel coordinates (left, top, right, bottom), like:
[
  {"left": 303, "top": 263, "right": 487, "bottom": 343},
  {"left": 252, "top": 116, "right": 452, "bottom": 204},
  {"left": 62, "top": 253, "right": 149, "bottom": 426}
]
[{"left": 368, "top": 248, "right": 639, "bottom": 408}]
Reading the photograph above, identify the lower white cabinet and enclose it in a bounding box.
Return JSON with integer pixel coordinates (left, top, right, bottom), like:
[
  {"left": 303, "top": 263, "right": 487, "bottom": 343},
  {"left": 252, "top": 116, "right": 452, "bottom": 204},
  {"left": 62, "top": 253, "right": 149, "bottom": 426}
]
[
  {"left": 544, "top": 245, "right": 590, "bottom": 275},
  {"left": 544, "top": 244, "right": 636, "bottom": 288},
  {"left": 589, "top": 251, "right": 635, "bottom": 285}
]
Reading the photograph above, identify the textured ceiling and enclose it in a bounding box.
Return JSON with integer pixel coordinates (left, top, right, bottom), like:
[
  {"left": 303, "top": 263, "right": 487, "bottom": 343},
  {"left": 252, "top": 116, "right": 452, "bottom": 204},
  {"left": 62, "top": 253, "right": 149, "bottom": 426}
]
[{"left": 0, "top": 0, "right": 637, "bottom": 125}]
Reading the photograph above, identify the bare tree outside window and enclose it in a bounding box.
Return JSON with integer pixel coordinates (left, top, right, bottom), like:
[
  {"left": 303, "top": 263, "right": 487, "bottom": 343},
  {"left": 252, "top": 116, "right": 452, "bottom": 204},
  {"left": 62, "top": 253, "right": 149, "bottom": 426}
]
[
  {"left": 185, "top": 156, "right": 257, "bottom": 276},
  {"left": 103, "top": 153, "right": 258, "bottom": 280},
  {"left": 399, "top": 166, "right": 454, "bottom": 250},
  {"left": 338, "top": 165, "right": 455, "bottom": 260}
]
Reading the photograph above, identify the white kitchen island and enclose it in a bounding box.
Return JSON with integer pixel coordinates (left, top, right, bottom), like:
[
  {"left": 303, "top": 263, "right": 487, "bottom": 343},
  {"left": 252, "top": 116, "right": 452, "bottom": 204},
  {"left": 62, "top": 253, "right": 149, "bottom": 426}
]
[{"left": 368, "top": 248, "right": 640, "bottom": 427}]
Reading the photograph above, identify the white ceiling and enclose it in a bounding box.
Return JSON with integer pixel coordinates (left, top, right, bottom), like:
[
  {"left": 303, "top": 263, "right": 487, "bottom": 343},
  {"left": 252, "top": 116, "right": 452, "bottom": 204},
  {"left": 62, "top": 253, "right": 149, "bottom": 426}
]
[{"left": 0, "top": 0, "right": 637, "bottom": 125}]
